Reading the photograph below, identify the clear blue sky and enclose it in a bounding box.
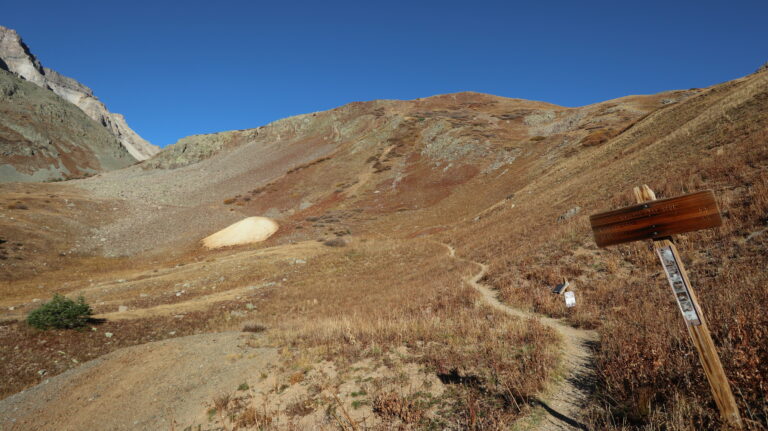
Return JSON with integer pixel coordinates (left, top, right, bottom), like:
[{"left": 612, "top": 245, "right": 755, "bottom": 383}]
[{"left": 4, "top": 0, "right": 767, "bottom": 148}]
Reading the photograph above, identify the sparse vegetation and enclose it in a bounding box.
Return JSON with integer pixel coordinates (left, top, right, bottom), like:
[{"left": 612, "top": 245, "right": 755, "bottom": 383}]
[
  {"left": 7, "top": 202, "right": 28, "bottom": 210},
  {"left": 242, "top": 323, "right": 267, "bottom": 333},
  {"left": 286, "top": 156, "right": 331, "bottom": 174},
  {"left": 580, "top": 128, "right": 615, "bottom": 147},
  {"left": 322, "top": 238, "right": 346, "bottom": 247}
]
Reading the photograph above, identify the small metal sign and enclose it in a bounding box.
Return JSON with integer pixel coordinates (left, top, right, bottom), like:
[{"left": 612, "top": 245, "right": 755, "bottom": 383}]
[
  {"left": 564, "top": 291, "right": 576, "bottom": 308},
  {"left": 657, "top": 245, "right": 701, "bottom": 325},
  {"left": 553, "top": 280, "right": 570, "bottom": 295}
]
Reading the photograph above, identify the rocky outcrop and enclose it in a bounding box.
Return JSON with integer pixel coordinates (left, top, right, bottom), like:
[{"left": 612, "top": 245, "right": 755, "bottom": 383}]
[
  {"left": 0, "top": 25, "right": 158, "bottom": 160},
  {"left": 143, "top": 132, "right": 235, "bottom": 169}
]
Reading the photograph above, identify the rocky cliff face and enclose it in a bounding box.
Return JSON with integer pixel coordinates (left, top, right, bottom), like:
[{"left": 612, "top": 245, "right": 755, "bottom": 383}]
[{"left": 0, "top": 25, "right": 159, "bottom": 160}]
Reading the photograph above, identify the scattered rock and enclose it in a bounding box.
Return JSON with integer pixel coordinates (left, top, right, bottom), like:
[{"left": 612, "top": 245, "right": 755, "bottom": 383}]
[
  {"left": 104, "top": 333, "right": 113, "bottom": 338},
  {"left": 745, "top": 228, "right": 767, "bottom": 242},
  {"left": 557, "top": 206, "right": 581, "bottom": 222}
]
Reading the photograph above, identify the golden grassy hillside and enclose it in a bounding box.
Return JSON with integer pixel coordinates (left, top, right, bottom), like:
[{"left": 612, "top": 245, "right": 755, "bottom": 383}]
[{"left": 450, "top": 69, "right": 768, "bottom": 429}]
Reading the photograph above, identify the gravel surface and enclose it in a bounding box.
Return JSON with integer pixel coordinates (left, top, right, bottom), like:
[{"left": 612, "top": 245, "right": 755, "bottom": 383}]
[
  {"left": 0, "top": 332, "right": 277, "bottom": 431},
  {"left": 71, "top": 117, "right": 342, "bottom": 256}
]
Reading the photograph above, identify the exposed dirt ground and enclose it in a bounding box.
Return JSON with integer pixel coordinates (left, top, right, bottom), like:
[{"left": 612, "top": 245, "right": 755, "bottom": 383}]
[{"left": 0, "top": 332, "right": 279, "bottom": 430}]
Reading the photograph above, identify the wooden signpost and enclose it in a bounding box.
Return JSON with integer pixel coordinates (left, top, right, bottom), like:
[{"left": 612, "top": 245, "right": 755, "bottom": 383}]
[{"left": 590, "top": 185, "right": 743, "bottom": 428}]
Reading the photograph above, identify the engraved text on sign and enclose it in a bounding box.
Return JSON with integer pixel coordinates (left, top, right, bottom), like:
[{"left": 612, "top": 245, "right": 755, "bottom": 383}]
[{"left": 590, "top": 190, "right": 722, "bottom": 247}]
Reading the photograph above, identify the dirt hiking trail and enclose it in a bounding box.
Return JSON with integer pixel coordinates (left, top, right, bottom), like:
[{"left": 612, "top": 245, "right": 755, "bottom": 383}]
[{"left": 436, "top": 241, "right": 598, "bottom": 431}]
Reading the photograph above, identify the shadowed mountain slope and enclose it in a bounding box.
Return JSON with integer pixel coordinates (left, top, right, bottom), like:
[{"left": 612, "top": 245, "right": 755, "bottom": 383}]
[{"left": 0, "top": 69, "right": 135, "bottom": 182}]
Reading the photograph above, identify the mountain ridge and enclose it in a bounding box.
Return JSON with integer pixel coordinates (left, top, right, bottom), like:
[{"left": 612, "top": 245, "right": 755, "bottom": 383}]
[{"left": 0, "top": 25, "right": 158, "bottom": 161}]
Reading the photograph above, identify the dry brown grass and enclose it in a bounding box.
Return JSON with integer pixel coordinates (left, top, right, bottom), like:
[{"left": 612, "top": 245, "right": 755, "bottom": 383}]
[
  {"left": 1, "top": 237, "right": 561, "bottom": 429},
  {"left": 448, "top": 72, "right": 768, "bottom": 429},
  {"left": 580, "top": 128, "right": 616, "bottom": 147},
  {"left": 245, "top": 239, "right": 560, "bottom": 428},
  {"left": 183, "top": 239, "right": 559, "bottom": 429}
]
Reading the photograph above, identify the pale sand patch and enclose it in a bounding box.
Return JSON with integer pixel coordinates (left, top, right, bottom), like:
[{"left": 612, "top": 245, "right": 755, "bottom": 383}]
[{"left": 202, "top": 216, "right": 278, "bottom": 249}]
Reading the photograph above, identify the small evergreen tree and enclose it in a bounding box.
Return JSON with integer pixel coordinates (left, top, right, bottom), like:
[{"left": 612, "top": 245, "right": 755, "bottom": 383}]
[{"left": 27, "top": 294, "right": 93, "bottom": 330}]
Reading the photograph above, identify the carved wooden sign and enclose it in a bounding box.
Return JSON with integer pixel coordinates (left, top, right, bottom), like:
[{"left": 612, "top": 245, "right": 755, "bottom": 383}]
[
  {"left": 589, "top": 190, "right": 722, "bottom": 247},
  {"left": 589, "top": 186, "right": 742, "bottom": 428}
]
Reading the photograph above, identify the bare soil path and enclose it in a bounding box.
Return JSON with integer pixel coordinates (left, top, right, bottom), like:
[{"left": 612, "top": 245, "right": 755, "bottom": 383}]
[{"left": 435, "top": 241, "right": 598, "bottom": 431}]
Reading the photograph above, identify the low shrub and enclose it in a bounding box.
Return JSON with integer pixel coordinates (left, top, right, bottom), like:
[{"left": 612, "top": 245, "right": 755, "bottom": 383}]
[
  {"left": 323, "top": 238, "right": 347, "bottom": 247},
  {"left": 7, "top": 202, "right": 28, "bottom": 210},
  {"left": 242, "top": 323, "right": 267, "bottom": 333},
  {"left": 580, "top": 128, "right": 615, "bottom": 147},
  {"left": 27, "top": 294, "right": 93, "bottom": 330}
]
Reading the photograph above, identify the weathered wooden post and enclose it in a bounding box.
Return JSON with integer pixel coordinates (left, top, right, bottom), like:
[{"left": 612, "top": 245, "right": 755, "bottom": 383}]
[{"left": 589, "top": 185, "right": 743, "bottom": 428}]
